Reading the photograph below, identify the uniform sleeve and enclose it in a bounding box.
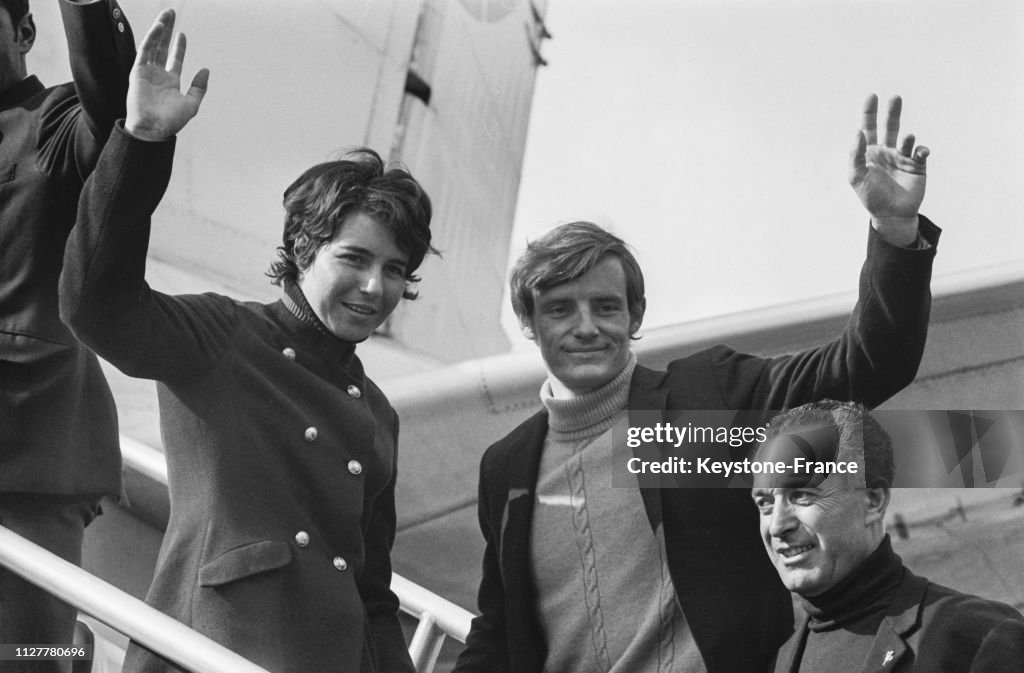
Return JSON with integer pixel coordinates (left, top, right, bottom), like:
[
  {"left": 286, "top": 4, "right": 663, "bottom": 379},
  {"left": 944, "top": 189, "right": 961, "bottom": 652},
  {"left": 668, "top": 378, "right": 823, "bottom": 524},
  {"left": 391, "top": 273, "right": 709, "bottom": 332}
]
[
  {"left": 710, "top": 219, "right": 940, "bottom": 412},
  {"left": 452, "top": 460, "right": 512, "bottom": 673},
  {"left": 38, "top": 0, "right": 135, "bottom": 181},
  {"left": 59, "top": 123, "right": 238, "bottom": 383},
  {"left": 360, "top": 412, "right": 416, "bottom": 673}
]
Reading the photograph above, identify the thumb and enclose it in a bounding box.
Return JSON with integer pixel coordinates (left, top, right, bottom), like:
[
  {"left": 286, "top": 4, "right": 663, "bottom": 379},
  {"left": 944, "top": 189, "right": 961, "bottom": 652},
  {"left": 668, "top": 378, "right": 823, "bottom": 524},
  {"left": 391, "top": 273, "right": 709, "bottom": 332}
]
[
  {"left": 186, "top": 68, "right": 210, "bottom": 109},
  {"left": 912, "top": 145, "right": 929, "bottom": 166}
]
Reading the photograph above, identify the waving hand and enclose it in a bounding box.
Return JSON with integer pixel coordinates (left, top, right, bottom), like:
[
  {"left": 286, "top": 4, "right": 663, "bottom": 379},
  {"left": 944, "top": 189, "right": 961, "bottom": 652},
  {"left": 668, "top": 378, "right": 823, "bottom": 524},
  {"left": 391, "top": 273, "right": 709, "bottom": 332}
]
[
  {"left": 848, "top": 95, "right": 929, "bottom": 243},
  {"left": 126, "top": 9, "right": 209, "bottom": 141}
]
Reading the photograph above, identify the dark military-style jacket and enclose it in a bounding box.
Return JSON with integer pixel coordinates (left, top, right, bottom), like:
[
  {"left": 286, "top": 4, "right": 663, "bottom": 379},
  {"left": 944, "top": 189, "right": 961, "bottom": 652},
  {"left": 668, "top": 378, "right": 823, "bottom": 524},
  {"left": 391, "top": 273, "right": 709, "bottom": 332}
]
[
  {"left": 0, "top": 0, "right": 134, "bottom": 497},
  {"left": 60, "top": 126, "right": 415, "bottom": 673}
]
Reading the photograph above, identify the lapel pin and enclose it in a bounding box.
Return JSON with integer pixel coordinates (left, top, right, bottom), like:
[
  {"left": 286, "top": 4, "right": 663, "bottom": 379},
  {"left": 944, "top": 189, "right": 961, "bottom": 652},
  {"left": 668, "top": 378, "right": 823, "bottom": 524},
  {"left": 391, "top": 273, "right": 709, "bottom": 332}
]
[{"left": 882, "top": 650, "right": 894, "bottom": 666}]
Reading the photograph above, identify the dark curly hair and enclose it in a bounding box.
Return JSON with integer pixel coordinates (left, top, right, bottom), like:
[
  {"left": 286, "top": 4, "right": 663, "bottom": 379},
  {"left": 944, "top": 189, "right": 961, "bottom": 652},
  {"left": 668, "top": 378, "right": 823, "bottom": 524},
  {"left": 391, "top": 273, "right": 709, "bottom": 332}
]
[{"left": 267, "top": 148, "right": 436, "bottom": 300}]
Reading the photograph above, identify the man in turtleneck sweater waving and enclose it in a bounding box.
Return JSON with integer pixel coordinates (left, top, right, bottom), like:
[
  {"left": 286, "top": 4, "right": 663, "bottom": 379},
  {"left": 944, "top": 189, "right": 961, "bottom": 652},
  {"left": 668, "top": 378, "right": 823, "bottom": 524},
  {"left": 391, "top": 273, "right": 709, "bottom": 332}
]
[
  {"left": 456, "top": 95, "right": 942, "bottom": 673},
  {"left": 754, "top": 401, "right": 1024, "bottom": 673}
]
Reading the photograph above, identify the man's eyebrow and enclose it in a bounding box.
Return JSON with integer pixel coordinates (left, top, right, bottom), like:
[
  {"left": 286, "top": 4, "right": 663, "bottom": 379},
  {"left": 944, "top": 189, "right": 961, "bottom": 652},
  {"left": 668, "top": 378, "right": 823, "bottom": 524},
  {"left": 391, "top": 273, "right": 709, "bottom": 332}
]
[{"left": 536, "top": 295, "right": 570, "bottom": 306}]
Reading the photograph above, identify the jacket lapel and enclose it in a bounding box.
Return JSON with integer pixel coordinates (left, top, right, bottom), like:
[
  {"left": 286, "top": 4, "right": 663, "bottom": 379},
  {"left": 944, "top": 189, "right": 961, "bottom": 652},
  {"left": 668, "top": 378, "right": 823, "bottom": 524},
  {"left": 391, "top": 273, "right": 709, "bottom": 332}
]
[
  {"left": 860, "top": 571, "right": 928, "bottom": 673},
  {"left": 861, "top": 626, "right": 908, "bottom": 673},
  {"left": 499, "top": 412, "right": 549, "bottom": 596},
  {"left": 773, "top": 613, "right": 810, "bottom": 673},
  {"left": 627, "top": 365, "right": 670, "bottom": 531}
]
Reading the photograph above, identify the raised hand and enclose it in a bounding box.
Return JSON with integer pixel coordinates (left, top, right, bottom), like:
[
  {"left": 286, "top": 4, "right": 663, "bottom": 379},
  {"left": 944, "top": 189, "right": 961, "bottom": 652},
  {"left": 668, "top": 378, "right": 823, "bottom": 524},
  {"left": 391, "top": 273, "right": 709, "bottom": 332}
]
[
  {"left": 126, "top": 9, "right": 208, "bottom": 141},
  {"left": 848, "top": 95, "right": 929, "bottom": 242}
]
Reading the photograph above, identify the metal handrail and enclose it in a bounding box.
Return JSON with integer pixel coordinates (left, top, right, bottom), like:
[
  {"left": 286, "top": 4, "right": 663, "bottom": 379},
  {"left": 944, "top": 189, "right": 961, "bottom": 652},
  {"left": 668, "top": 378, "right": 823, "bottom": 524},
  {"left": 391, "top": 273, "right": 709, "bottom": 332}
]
[
  {"left": 0, "top": 525, "right": 272, "bottom": 673},
  {"left": 393, "top": 574, "right": 474, "bottom": 671},
  {"left": 118, "top": 435, "right": 473, "bottom": 673},
  {"left": 391, "top": 574, "right": 472, "bottom": 642},
  {"left": 119, "top": 434, "right": 168, "bottom": 484}
]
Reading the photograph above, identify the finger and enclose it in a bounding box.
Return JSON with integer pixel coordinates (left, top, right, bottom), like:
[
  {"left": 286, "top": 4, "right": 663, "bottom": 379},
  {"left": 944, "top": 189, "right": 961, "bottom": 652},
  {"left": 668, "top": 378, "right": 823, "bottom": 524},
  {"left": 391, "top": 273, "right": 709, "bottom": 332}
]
[
  {"left": 848, "top": 129, "right": 868, "bottom": 185},
  {"left": 912, "top": 145, "right": 929, "bottom": 165},
  {"left": 186, "top": 68, "right": 210, "bottom": 108},
  {"left": 884, "top": 95, "right": 902, "bottom": 148},
  {"left": 898, "top": 133, "right": 915, "bottom": 157},
  {"left": 167, "top": 32, "right": 186, "bottom": 76},
  {"left": 861, "top": 94, "right": 879, "bottom": 145},
  {"left": 153, "top": 8, "right": 175, "bottom": 67},
  {"left": 136, "top": 12, "right": 169, "bottom": 67}
]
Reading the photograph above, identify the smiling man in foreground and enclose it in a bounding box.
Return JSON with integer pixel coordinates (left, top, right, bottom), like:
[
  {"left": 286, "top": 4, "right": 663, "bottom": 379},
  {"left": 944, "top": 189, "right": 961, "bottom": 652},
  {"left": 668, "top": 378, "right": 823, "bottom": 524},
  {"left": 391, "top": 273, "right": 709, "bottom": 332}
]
[
  {"left": 754, "top": 401, "right": 1024, "bottom": 672},
  {"left": 454, "top": 95, "right": 942, "bottom": 673}
]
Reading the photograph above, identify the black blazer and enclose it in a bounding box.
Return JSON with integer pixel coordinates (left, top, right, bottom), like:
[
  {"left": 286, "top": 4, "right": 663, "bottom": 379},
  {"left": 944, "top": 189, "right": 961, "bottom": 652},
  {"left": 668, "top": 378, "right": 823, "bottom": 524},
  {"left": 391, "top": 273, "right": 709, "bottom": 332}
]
[
  {"left": 0, "top": 0, "right": 134, "bottom": 497},
  {"left": 454, "top": 221, "right": 940, "bottom": 673},
  {"left": 772, "top": 569, "right": 1024, "bottom": 673}
]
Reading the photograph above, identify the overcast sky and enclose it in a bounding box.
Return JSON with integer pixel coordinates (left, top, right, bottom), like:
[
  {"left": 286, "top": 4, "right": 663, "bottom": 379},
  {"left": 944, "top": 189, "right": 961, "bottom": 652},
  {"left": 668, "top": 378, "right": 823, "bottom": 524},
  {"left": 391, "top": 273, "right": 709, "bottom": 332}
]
[
  {"left": 27, "top": 0, "right": 1023, "bottom": 345},
  {"left": 505, "top": 0, "right": 1024, "bottom": 338}
]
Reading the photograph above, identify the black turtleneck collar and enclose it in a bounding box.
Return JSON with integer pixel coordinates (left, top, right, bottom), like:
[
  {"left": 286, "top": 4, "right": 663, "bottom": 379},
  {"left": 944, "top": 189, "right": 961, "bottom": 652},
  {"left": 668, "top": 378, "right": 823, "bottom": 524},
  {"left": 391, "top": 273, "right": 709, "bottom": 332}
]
[
  {"left": 281, "top": 280, "right": 358, "bottom": 365},
  {"left": 1, "top": 75, "right": 44, "bottom": 109},
  {"left": 801, "top": 535, "right": 905, "bottom": 632}
]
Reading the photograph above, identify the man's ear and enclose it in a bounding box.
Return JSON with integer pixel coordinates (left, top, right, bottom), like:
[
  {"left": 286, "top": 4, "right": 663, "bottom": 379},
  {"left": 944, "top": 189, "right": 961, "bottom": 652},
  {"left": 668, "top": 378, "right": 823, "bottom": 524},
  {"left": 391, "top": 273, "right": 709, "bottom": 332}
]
[
  {"left": 519, "top": 317, "right": 536, "bottom": 342},
  {"left": 17, "top": 13, "right": 35, "bottom": 55},
  {"left": 629, "top": 297, "right": 647, "bottom": 336},
  {"left": 864, "top": 483, "right": 890, "bottom": 526}
]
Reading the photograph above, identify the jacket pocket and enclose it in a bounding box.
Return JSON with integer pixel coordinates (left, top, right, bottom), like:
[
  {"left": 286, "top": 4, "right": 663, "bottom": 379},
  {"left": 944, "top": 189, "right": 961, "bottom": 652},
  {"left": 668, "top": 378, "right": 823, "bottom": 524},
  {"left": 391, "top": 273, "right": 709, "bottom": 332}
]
[{"left": 198, "top": 540, "right": 292, "bottom": 588}]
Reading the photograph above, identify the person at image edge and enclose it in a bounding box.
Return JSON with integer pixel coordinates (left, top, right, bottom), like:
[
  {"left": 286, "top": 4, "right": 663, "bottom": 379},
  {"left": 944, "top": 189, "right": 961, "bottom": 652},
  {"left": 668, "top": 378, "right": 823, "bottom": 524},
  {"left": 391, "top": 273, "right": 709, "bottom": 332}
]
[
  {"left": 1, "top": 0, "right": 133, "bottom": 664},
  {"left": 754, "top": 401, "right": 1024, "bottom": 673}
]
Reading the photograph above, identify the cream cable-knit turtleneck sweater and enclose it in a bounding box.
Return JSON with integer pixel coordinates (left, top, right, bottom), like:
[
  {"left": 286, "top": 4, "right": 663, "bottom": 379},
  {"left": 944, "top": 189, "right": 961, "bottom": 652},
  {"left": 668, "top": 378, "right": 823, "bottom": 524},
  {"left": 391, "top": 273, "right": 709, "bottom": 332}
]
[{"left": 530, "top": 353, "right": 706, "bottom": 673}]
